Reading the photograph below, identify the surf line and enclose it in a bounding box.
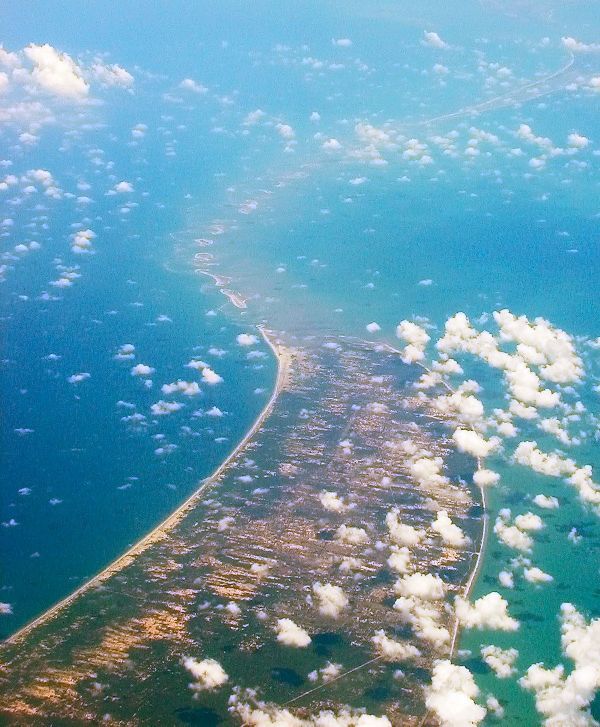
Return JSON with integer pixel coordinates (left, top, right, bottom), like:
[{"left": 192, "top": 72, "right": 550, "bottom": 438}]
[{"left": 3, "top": 326, "right": 291, "bottom": 647}]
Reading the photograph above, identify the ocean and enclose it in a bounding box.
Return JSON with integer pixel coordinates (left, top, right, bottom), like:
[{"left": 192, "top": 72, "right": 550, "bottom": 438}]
[{"left": 1, "top": 2, "right": 599, "bottom": 724}]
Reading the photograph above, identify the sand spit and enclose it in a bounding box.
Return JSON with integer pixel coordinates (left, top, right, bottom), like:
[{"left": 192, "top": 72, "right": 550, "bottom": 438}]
[{"left": 194, "top": 268, "right": 247, "bottom": 308}]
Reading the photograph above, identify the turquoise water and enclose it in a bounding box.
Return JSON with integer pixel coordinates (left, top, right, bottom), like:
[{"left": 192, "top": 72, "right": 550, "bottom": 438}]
[{"left": 2, "top": 1, "right": 600, "bottom": 723}]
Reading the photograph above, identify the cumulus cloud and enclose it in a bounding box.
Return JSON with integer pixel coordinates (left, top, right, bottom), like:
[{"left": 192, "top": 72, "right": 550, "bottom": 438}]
[
  {"left": 372, "top": 630, "right": 420, "bottom": 661},
  {"left": 67, "top": 372, "right": 90, "bottom": 384},
  {"left": 71, "top": 228, "right": 96, "bottom": 254},
  {"left": 520, "top": 603, "right": 600, "bottom": 725},
  {"left": 431, "top": 510, "right": 470, "bottom": 547},
  {"left": 409, "top": 455, "right": 449, "bottom": 488},
  {"left": 237, "top": 333, "right": 259, "bottom": 346},
  {"left": 396, "top": 320, "right": 430, "bottom": 363},
  {"left": 387, "top": 545, "right": 411, "bottom": 574},
  {"left": 561, "top": 36, "right": 600, "bottom": 53},
  {"left": 455, "top": 592, "right": 519, "bottom": 631},
  {"left": 23, "top": 43, "right": 89, "bottom": 99},
  {"left": 161, "top": 380, "right": 201, "bottom": 396},
  {"left": 182, "top": 656, "right": 228, "bottom": 694},
  {"left": 231, "top": 695, "right": 393, "bottom": 727},
  {"left": 179, "top": 78, "right": 208, "bottom": 93},
  {"left": 533, "top": 494, "right": 559, "bottom": 509},
  {"left": 514, "top": 512, "right": 544, "bottom": 531},
  {"left": 91, "top": 62, "right": 133, "bottom": 88},
  {"left": 131, "top": 363, "right": 155, "bottom": 376},
  {"left": 422, "top": 31, "right": 449, "bottom": 49},
  {"left": 395, "top": 573, "right": 446, "bottom": 601},
  {"left": 308, "top": 661, "right": 342, "bottom": 683},
  {"left": 150, "top": 400, "right": 184, "bottom": 416},
  {"left": 494, "top": 509, "right": 534, "bottom": 552},
  {"left": 481, "top": 645, "right": 518, "bottom": 678},
  {"left": 386, "top": 508, "right": 426, "bottom": 546},
  {"left": 275, "top": 122, "right": 295, "bottom": 140},
  {"left": 201, "top": 366, "right": 223, "bottom": 385},
  {"left": 313, "top": 582, "right": 349, "bottom": 618},
  {"left": 335, "top": 524, "right": 369, "bottom": 545},
  {"left": 524, "top": 566, "right": 553, "bottom": 584},
  {"left": 319, "top": 490, "right": 348, "bottom": 513},
  {"left": 452, "top": 428, "right": 500, "bottom": 459},
  {"left": 473, "top": 468, "right": 500, "bottom": 487},
  {"left": 513, "top": 441, "right": 575, "bottom": 478},
  {"left": 425, "top": 660, "right": 486, "bottom": 727},
  {"left": 275, "top": 618, "right": 312, "bottom": 647}
]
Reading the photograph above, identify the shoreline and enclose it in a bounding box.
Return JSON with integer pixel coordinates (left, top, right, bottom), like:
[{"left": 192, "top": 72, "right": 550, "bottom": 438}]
[
  {"left": 448, "top": 479, "right": 490, "bottom": 657},
  {"left": 194, "top": 268, "right": 248, "bottom": 309},
  {"left": 2, "top": 326, "right": 291, "bottom": 647},
  {"left": 379, "top": 341, "right": 490, "bottom": 657}
]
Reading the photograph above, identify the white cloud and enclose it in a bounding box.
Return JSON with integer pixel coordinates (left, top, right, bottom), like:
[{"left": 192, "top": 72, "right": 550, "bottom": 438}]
[
  {"left": 131, "top": 363, "right": 155, "bottom": 376},
  {"left": 524, "top": 566, "right": 553, "bottom": 584},
  {"left": 455, "top": 592, "right": 519, "bottom": 631},
  {"left": 275, "top": 123, "right": 295, "bottom": 140},
  {"left": 179, "top": 78, "right": 208, "bottom": 93},
  {"left": 395, "top": 572, "right": 446, "bottom": 601},
  {"left": 561, "top": 36, "right": 600, "bottom": 53},
  {"left": 372, "top": 630, "right": 420, "bottom": 661},
  {"left": 520, "top": 603, "right": 600, "bottom": 725},
  {"left": 481, "top": 645, "right": 518, "bottom": 678},
  {"left": 335, "top": 524, "right": 369, "bottom": 545},
  {"left": 23, "top": 44, "right": 89, "bottom": 100},
  {"left": 161, "top": 380, "right": 201, "bottom": 396},
  {"left": 426, "top": 660, "right": 486, "bottom": 727},
  {"left": 514, "top": 512, "right": 544, "bottom": 531},
  {"left": 150, "top": 400, "right": 184, "bottom": 415},
  {"left": 533, "top": 494, "right": 559, "bottom": 509},
  {"left": 308, "top": 661, "right": 342, "bottom": 684},
  {"left": 113, "top": 180, "right": 133, "bottom": 193},
  {"left": 332, "top": 38, "right": 352, "bottom": 47},
  {"left": 513, "top": 441, "right": 575, "bottom": 478},
  {"left": 431, "top": 510, "right": 470, "bottom": 547},
  {"left": 452, "top": 428, "right": 500, "bottom": 459},
  {"left": 91, "top": 62, "right": 133, "bottom": 88},
  {"left": 422, "top": 31, "right": 449, "bottom": 49},
  {"left": 275, "top": 618, "right": 311, "bottom": 647},
  {"left": 494, "top": 509, "right": 534, "bottom": 552},
  {"left": 386, "top": 508, "right": 426, "bottom": 546},
  {"left": 387, "top": 545, "right": 411, "bottom": 574},
  {"left": 567, "top": 132, "right": 590, "bottom": 149},
  {"left": 243, "top": 109, "right": 266, "bottom": 126},
  {"left": 498, "top": 570, "right": 514, "bottom": 589},
  {"left": 70, "top": 228, "right": 96, "bottom": 254},
  {"left": 202, "top": 366, "right": 223, "bottom": 385},
  {"left": 319, "top": 491, "right": 348, "bottom": 513},
  {"left": 313, "top": 582, "right": 349, "bottom": 618},
  {"left": 182, "top": 656, "right": 228, "bottom": 694},
  {"left": 237, "top": 333, "right": 259, "bottom": 346},
  {"left": 67, "top": 372, "right": 90, "bottom": 384},
  {"left": 473, "top": 469, "right": 500, "bottom": 487}
]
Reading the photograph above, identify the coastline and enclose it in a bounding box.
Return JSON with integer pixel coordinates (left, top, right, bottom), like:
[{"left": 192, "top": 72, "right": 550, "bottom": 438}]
[
  {"left": 2, "top": 326, "right": 291, "bottom": 647},
  {"left": 448, "top": 479, "right": 490, "bottom": 657},
  {"left": 379, "top": 341, "right": 490, "bottom": 657},
  {"left": 194, "top": 268, "right": 248, "bottom": 309}
]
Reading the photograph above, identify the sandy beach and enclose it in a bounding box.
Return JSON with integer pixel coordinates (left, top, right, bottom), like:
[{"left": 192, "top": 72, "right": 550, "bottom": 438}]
[{"left": 4, "top": 327, "right": 292, "bottom": 646}]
